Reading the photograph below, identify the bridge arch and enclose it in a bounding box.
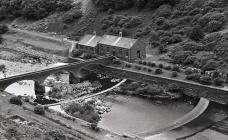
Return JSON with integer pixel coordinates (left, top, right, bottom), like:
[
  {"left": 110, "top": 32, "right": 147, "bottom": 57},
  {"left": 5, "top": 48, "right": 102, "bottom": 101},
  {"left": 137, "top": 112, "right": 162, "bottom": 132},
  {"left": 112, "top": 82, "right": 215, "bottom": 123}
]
[{"left": 4, "top": 79, "right": 41, "bottom": 97}]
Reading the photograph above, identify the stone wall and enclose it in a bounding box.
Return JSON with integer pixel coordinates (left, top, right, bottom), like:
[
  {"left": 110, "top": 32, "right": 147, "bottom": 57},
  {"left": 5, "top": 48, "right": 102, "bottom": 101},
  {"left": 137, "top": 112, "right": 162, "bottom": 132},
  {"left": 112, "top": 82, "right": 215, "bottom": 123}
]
[{"left": 85, "top": 65, "right": 228, "bottom": 105}]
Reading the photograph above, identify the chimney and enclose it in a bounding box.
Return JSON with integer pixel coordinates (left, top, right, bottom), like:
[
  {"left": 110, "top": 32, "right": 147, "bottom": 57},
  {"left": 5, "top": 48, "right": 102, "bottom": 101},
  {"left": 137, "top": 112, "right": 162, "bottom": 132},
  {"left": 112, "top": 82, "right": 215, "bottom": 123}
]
[
  {"left": 119, "top": 32, "right": 122, "bottom": 37},
  {"left": 93, "top": 31, "right": 96, "bottom": 36}
]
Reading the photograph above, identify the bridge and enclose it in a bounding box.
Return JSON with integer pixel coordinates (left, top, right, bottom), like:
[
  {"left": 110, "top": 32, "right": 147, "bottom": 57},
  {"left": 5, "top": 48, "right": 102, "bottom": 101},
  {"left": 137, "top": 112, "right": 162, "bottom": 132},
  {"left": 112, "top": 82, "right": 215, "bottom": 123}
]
[{"left": 0, "top": 55, "right": 114, "bottom": 91}]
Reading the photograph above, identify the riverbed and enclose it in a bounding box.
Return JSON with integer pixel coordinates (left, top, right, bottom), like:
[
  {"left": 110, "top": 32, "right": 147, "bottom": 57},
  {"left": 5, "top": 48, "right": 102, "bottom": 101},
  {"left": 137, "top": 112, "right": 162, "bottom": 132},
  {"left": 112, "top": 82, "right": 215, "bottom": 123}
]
[{"left": 98, "top": 95, "right": 194, "bottom": 135}]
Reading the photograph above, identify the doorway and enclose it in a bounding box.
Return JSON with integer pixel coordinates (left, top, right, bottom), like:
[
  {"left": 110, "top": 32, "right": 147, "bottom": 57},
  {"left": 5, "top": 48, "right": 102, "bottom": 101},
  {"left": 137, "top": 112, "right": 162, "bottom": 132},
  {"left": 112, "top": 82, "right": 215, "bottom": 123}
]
[{"left": 137, "top": 50, "right": 141, "bottom": 58}]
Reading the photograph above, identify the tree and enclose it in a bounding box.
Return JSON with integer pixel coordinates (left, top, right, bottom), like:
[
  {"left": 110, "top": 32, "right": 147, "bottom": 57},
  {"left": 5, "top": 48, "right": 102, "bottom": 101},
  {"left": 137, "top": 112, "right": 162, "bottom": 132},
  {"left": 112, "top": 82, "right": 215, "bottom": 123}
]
[
  {"left": 189, "top": 25, "right": 204, "bottom": 41},
  {"left": 9, "top": 96, "right": 22, "bottom": 105},
  {"left": 202, "top": 60, "right": 218, "bottom": 72},
  {"left": 34, "top": 106, "right": 45, "bottom": 115}
]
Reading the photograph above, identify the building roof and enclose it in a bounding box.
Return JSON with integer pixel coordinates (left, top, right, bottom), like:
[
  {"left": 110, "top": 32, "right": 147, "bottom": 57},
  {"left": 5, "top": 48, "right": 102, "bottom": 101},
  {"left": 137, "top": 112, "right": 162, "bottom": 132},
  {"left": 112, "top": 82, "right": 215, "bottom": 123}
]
[
  {"left": 99, "top": 35, "right": 138, "bottom": 49},
  {"left": 78, "top": 34, "right": 102, "bottom": 47}
]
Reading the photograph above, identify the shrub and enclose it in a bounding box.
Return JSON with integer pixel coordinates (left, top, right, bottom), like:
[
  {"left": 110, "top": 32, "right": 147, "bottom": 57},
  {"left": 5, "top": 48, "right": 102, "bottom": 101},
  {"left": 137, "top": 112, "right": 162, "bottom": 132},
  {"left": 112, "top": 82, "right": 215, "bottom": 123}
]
[
  {"left": 125, "top": 64, "right": 131, "bottom": 68},
  {"left": 143, "top": 67, "right": 147, "bottom": 71},
  {"left": 199, "top": 76, "right": 212, "bottom": 85},
  {"left": 189, "top": 8, "right": 202, "bottom": 16},
  {"left": 148, "top": 69, "right": 152, "bottom": 72},
  {"left": 164, "top": 65, "right": 172, "bottom": 70},
  {"left": 185, "top": 68, "right": 194, "bottom": 75},
  {"left": 206, "top": 20, "right": 223, "bottom": 32},
  {"left": 138, "top": 60, "right": 143, "bottom": 64},
  {"left": 149, "top": 62, "right": 156, "bottom": 67},
  {"left": 0, "top": 24, "right": 8, "bottom": 34},
  {"left": 155, "top": 17, "right": 165, "bottom": 26},
  {"left": 157, "top": 4, "right": 172, "bottom": 17},
  {"left": 213, "top": 77, "right": 224, "bottom": 86},
  {"left": 9, "top": 96, "right": 22, "bottom": 105},
  {"left": 172, "top": 65, "right": 180, "bottom": 72},
  {"left": 154, "top": 68, "right": 163, "bottom": 74},
  {"left": 158, "top": 63, "right": 164, "bottom": 68},
  {"left": 202, "top": 60, "right": 218, "bottom": 72},
  {"left": 0, "top": 64, "right": 6, "bottom": 71},
  {"left": 198, "top": 12, "right": 227, "bottom": 27},
  {"left": 34, "top": 106, "right": 45, "bottom": 115},
  {"left": 171, "top": 71, "right": 178, "bottom": 77},
  {"left": 71, "top": 50, "right": 82, "bottom": 57},
  {"left": 149, "top": 0, "right": 178, "bottom": 9},
  {"left": 189, "top": 25, "right": 204, "bottom": 41},
  {"left": 185, "top": 73, "right": 201, "bottom": 82},
  {"left": 62, "top": 9, "right": 82, "bottom": 23},
  {"left": 112, "top": 59, "right": 122, "bottom": 65},
  {"left": 142, "top": 61, "right": 147, "bottom": 65}
]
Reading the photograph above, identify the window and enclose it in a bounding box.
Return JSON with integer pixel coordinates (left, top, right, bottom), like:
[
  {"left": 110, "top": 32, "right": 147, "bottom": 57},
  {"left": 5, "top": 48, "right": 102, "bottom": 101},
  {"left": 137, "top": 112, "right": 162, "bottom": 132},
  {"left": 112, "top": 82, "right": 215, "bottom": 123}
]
[
  {"left": 119, "top": 49, "right": 122, "bottom": 56},
  {"left": 126, "top": 51, "right": 129, "bottom": 58},
  {"left": 107, "top": 47, "right": 110, "bottom": 53}
]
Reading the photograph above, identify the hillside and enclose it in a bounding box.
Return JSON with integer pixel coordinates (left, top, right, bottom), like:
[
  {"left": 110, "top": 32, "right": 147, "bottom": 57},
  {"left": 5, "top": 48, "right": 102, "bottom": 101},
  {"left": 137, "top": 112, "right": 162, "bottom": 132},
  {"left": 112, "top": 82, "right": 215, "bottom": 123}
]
[{"left": 1, "top": 0, "right": 228, "bottom": 73}]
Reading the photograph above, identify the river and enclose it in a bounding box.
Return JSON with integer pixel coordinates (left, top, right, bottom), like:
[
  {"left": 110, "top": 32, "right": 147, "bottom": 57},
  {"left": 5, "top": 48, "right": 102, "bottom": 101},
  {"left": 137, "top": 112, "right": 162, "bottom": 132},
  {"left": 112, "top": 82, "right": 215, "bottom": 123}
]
[{"left": 99, "top": 95, "right": 194, "bottom": 135}]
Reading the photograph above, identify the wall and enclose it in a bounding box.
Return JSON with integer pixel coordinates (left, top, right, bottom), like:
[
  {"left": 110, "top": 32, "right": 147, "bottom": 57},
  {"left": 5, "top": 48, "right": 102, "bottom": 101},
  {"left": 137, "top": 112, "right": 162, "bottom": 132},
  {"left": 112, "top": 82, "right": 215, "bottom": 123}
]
[{"left": 85, "top": 65, "right": 228, "bottom": 105}]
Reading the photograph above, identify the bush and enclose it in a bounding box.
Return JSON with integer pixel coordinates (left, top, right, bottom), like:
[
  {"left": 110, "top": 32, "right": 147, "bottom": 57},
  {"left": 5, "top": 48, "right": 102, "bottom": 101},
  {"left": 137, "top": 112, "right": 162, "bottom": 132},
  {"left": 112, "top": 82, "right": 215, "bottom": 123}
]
[
  {"left": 158, "top": 63, "right": 164, "bottom": 68},
  {"left": 185, "top": 68, "right": 194, "bottom": 75},
  {"left": 148, "top": 69, "right": 152, "bottom": 72},
  {"left": 142, "top": 61, "right": 147, "bottom": 65},
  {"left": 164, "top": 65, "right": 172, "bottom": 70},
  {"left": 34, "top": 106, "right": 45, "bottom": 115},
  {"left": 71, "top": 50, "right": 82, "bottom": 57},
  {"left": 185, "top": 73, "right": 201, "bottom": 82},
  {"left": 199, "top": 76, "right": 212, "bottom": 85},
  {"left": 156, "top": 4, "right": 172, "bottom": 17},
  {"left": 198, "top": 12, "right": 227, "bottom": 27},
  {"left": 202, "top": 60, "right": 218, "bottom": 72},
  {"left": 154, "top": 68, "right": 163, "bottom": 74},
  {"left": 138, "top": 60, "right": 143, "bottom": 64},
  {"left": 125, "top": 64, "right": 131, "bottom": 68},
  {"left": 206, "top": 20, "right": 223, "bottom": 32},
  {"left": 213, "top": 77, "right": 224, "bottom": 86},
  {"left": 0, "top": 24, "right": 8, "bottom": 34},
  {"left": 62, "top": 9, "right": 82, "bottom": 23},
  {"left": 112, "top": 59, "right": 122, "bottom": 65},
  {"left": 149, "top": 0, "right": 178, "bottom": 9},
  {"left": 171, "top": 71, "right": 178, "bottom": 77},
  {"left": 189, "top": 25, "right": 204, "bottom": 41},
  {"left": 9, "top": 96, "right": 22, "bottom": 105},
  {"left": 0, "top": 64, "right": 6, "bottom": 71},
  {"left": 149, "top": 62, "right": 156, "bottom": 67},
  {"left": 172, "top": 65, "right": 180, "bottom": 72}
]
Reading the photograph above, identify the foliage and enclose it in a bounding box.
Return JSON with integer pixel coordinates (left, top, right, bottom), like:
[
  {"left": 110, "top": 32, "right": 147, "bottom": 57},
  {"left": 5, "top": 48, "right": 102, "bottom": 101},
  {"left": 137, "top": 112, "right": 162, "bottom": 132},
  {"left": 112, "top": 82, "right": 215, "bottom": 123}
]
[
  {"left": 34, "top": 106, "right": 45, "bottom": 115},
  {"left": 158, "top": 63, "right": 164, "bottom": 68},
  {"left": 198, "top": 12, "right": 227, "bottom": 27},
  {"left": 45, "top": 130, "right": 66, "bottom": 140},
  {"left": 0, "top": 0, "right": 73, "bottom": 20},
  {"left": 65, "top": 102, "right": 100, "bottom": 124},
  {"left": 213, "top": 77, "right": 224, "bottom": 86},
  {"left": 0, "top": 24, "right": 8, "bottom": 34},
  {"left": 202, "top": 60, "right": 218, "bottom": 71},
  {"left": 72, "top": 49, "right": 83, "bottom": 57},
  {"left": 9, "top": 96, "right": 23, "bottom": 105},
  {"left": 154, "top": 68, "right": 163, "bottom": 74},
  {"left": 92, "top": 0, "right": 134, "bottom": 11},
  {"left": 62, "top": 9, "right": 82, "bottom": 23},
  {"left": 0, "top": 64, "right": 6, "bottom": 71},
  {"left": 149, "top": 0, "right": 178, "bottom": 9},
  {"left": 172, "top": 65, "right": 180, "bottom": 72},
  {"left": 199, "top": 76, "right": 212, "bottom": 85},
  {"left": 189, "top": 25, "right": 205, "bottom": 41},
  {"left": 156, "top": 4, "right": 172, "bottom": 17},
  {"left": 171, "top": 71, "right": 178, "bottom": 77},
  {"left": 205, "top": 20, "right": 223, "bottom": 32},
  {"left": 185, "top": 73, "right": 202, "bottom": 82}
]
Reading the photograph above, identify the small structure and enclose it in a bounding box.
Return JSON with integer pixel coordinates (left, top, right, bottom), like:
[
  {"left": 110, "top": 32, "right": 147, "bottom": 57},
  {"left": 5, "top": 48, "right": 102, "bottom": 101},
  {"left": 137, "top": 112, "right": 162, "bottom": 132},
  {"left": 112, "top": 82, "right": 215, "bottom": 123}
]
[
  {"left": 76, "top": 33, "right": 102, "bottom": 54},
  {"left": 98, "top": 33, "right": 146, "bottom": 61}
]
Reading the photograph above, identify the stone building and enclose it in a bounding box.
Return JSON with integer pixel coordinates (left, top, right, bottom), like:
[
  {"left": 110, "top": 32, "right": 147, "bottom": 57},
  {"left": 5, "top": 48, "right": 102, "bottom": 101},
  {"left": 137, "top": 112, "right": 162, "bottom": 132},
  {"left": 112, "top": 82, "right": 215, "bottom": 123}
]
[
  {"left": 76, "top": 34, "right": 102, "bottom": 54},
  {"left": 97, "top": 34, "right": 146, "bottom": 61},
  {"left": 75, "top": 33, "right": 146, "bottom": 61}
]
